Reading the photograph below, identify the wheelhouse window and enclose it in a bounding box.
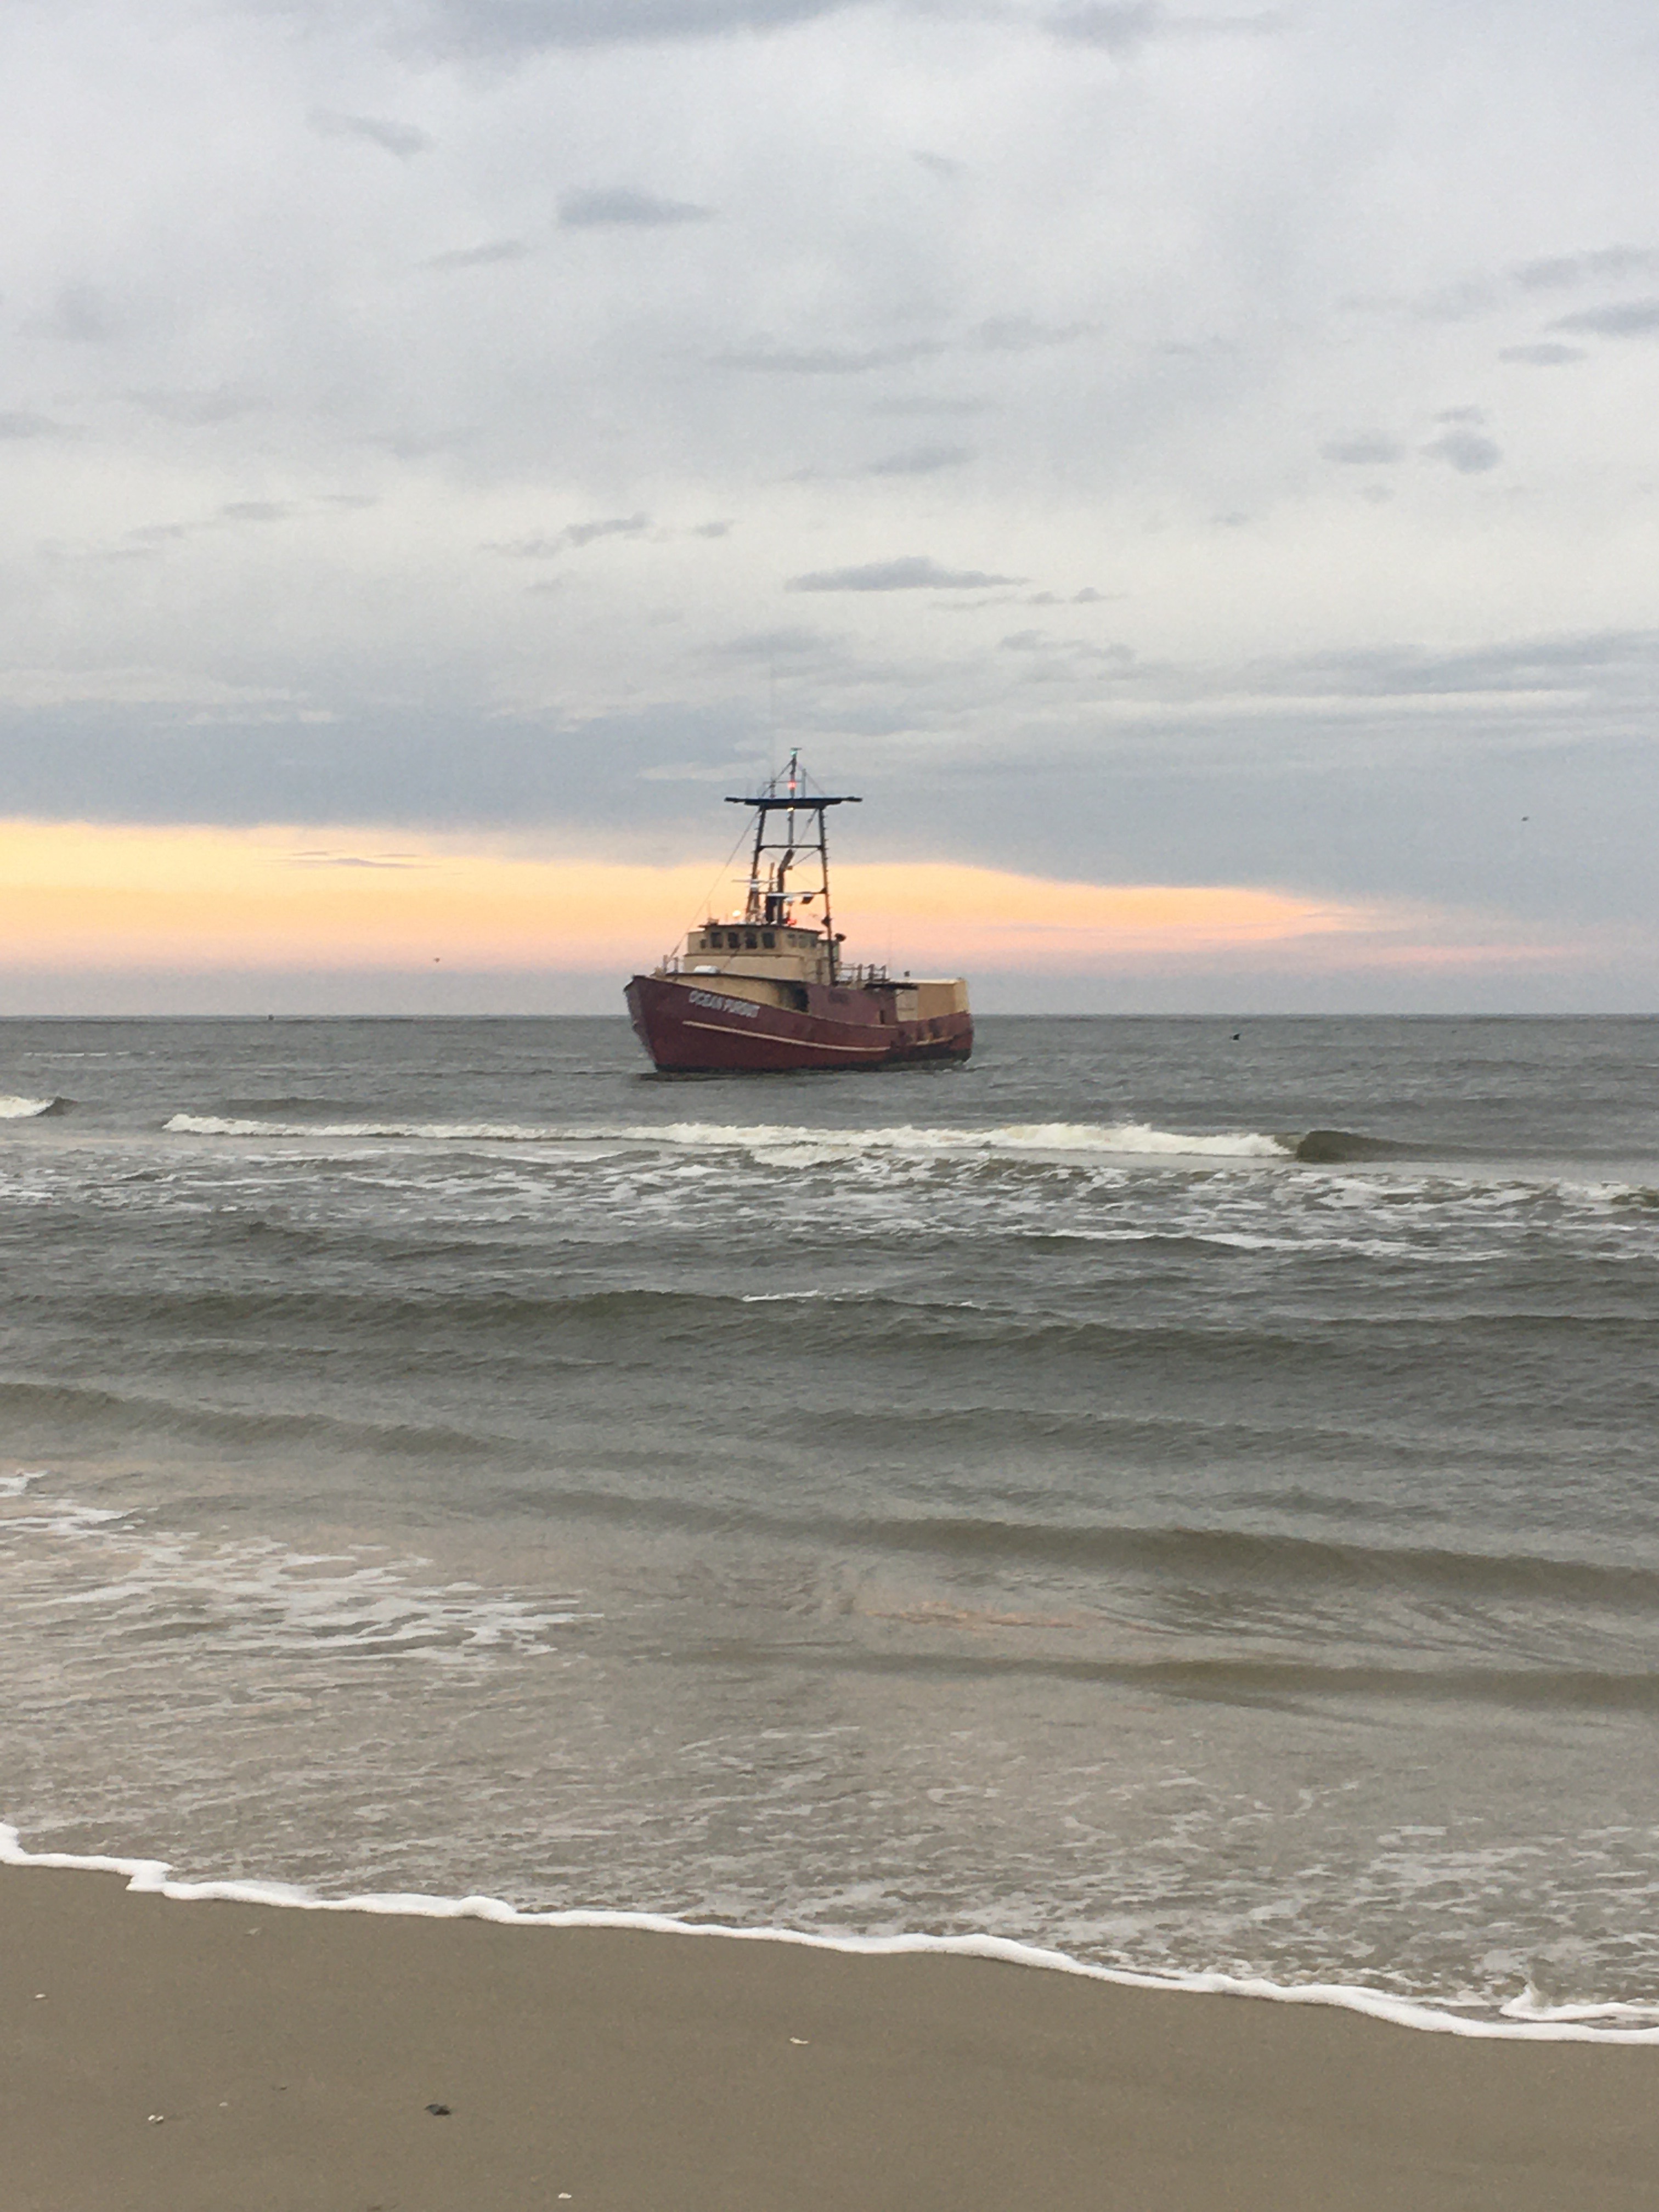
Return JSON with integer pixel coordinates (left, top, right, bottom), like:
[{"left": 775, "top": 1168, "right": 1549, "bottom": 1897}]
[{"left": 761, "top": 931, "right": 775, "bottom": 947}]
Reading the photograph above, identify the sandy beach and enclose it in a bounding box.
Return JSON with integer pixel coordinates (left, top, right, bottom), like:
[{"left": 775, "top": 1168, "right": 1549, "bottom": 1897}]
[{"left": 2, "top": 1864, "right": 1655, "bottom": 2211}]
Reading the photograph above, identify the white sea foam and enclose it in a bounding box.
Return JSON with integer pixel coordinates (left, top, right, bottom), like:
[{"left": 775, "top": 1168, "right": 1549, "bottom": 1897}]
[
  {"left": 163, "top": 1112, "right": 1293, "bottom": 1163},
  {"left": 653, "top": 1120, "right": 1293, "bottom": 1161},
  {"left": 1501, "top": 1987, "right": 1659, "bottom": 2025},
  {"left": 1, "top": 1479, "right": 591, "bottom": 1658},
  {"left": 163, "top": 1113, "right": 569, "bottom": 1143},
  {"left": 0, "top": 1095, "right": 58, "bottom": 1120},
  {"left": 1, "top": 1822, "right": 1654, "bottom": 2044}
]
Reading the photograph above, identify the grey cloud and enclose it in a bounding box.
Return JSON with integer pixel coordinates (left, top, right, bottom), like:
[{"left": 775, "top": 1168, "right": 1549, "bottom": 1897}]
[
  {"left": 565, "top": 512, "right": 651, "bottom": 548},
  {"left": 710, "top": 625, "right": 839, "bottom": 658},
  {"left": 1550, "top": 298, "right": 1659, "bottom": 337},
  {"left": 1321, "top": 435, "right": 1403, "bottom": 465},
  {"left": 0, "top": 411, "right": 71, "bottom": 439},
  {"left": 128, "top": 387, "right": 271, "bottom": 425},
  {"left": 870, "top": 396, "right": 994, "bottom": 416},
  {"left": 484, "top": 514, "right": 651, "bottom": 555},
  {"left": 1271, "top": 630, "right": 1650, "bottom": 702},
  {"left": 866, "top": 443, "right": 973, "bottom": 475},
  {"left": 1499, "top": 342, "right": 1585, "bottom": 366},
  {"left": 715, "top": 341, "right": 945, "bottom": 373},
  {"left": 1511, "top": 246, "right": 1659, "bottom": 291},
  {"left": 1048, "top": 4, "right": 1283, "bottom": 54},
  {"left": 1000, "top": 629, "right": 1136, "bottom": 665},
  {"left": 1421, "top": 429, "right": 1503, "bottom": 474},
  {"left": 912, "top": 151, "right": 964, "bottom": 179},
  {"left": 691, "top": 520, "right": 732, "bottom": 537},
  {"left": 1413, "top": 278, "right": 1499, "bottom": 324},
  {"left": 363, "top": 428, "right": 476, "bottom": 459},
  {"left": 716, "top": 325, "right": 1074, "bottom": 379},
  {"left": 37, "top": 286, "right": 119, "bottom": 343},
  {"left": 1048, "top": 2, "right": 1164, "bottom": 50},
  {"left": 0, "top": 697, "right": 809, "bottom": 852},
  {"left": 423, "top": 239, "right": 534, "bottom": 270},
  {"left": 1354, "top": 251, "right": 1659, "bottom": 334},
  {"left": 787, "top": 556, "right": 1025, "bottom": 591},
  {"left": 218, "top": 501, "right": 294, "bottom": 522},
  {"left": 636, "top": 757, "right": 766, "bottom": 785},
  {"left": 559, "top": 187, "right": 714, "bottom": 227},
  {"left": 974, "top": 315, "right": 1095, "bottom": 352},
  {"left": 308, "top": 109, "right": 435, "bottom": 159},
  {"left": 398, "top": 0, "right": 849, "bottom": 57}
]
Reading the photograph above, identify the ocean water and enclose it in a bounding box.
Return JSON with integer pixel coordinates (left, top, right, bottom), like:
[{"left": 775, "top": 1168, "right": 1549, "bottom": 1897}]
[{"left": 2, "top": 1014, "right": 1656, "bottom": 2030}]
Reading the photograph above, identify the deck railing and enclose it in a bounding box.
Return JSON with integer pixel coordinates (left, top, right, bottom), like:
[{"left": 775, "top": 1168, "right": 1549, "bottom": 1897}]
[{"left": 654, "top": 952, "right": 894, "bottom": 986}]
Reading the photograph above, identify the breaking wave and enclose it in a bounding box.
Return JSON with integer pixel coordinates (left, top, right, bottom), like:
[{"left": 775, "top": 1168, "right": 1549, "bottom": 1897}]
[
  {"left": 646, "top": 1120, "right": 1295, "bottom": 1161},
  {"left": 163, "top": 1111, "right": 1294, "bottom": 1161},
  {"left": 1293, "top": 1128, "right": 1427, "bottom": 1163},
  {"left": 165, "top": 1113, "right": 573, "bottom": 1142},
  {"left": 0, "top": 1094, "right": 68, "bottom": 1120}
]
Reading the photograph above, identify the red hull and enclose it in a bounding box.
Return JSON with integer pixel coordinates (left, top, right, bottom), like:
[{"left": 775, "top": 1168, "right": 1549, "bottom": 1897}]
[{"left": 627, "top": 974, "right": 973, "bottom": 1073}]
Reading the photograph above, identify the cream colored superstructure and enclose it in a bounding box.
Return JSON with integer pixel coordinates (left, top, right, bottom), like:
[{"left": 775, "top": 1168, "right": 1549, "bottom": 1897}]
[
  {"left": 680, "top": 922, "right": 834, "bottom": 985},
  {"left": 658, "top": 921, "right": 968, "bottom": 1018}
]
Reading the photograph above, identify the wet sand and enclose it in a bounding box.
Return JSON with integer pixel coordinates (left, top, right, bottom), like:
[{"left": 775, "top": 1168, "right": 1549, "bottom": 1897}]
[{"left": 2, "top": 1863, "right": 1655, "bottom": 2211}]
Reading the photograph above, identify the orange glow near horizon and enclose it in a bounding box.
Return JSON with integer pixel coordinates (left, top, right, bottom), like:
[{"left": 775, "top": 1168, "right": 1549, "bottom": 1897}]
[{"left": 0, "top": 818, "right": 1541, "bottom": 975}]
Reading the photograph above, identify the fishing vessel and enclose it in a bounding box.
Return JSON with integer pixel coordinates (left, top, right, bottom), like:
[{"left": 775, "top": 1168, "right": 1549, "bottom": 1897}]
[{"left": 625, "top": 754, "right": 973, "bottom": 1073}]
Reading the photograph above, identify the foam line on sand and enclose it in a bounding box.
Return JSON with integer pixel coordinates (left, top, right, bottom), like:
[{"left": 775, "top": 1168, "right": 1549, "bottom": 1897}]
[{"left": 4, "top": 1824, "right": 1656, "bottom": 2042}]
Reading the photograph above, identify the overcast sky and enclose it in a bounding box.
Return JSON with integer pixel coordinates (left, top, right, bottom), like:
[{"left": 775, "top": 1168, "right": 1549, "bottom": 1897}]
[{"left": 3, "top": 0, "right": 1657, "bottom": 1011}]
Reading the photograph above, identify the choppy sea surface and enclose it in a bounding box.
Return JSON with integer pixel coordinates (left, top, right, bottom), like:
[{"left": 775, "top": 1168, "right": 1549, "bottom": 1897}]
[{"left": 2, "top": 1015, "right": 1656, "bottom": 2030}]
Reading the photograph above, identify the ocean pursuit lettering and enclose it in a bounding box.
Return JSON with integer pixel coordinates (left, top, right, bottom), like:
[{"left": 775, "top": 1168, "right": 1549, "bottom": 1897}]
[{"left": 687, "top": 989, "right": 760, "bottom": 1018}]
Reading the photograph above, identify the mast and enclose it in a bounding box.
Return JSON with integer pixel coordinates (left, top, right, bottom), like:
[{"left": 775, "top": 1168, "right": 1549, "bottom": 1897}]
[{"left": 726, "top": 750, "right": 861, "bottom": 980}]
